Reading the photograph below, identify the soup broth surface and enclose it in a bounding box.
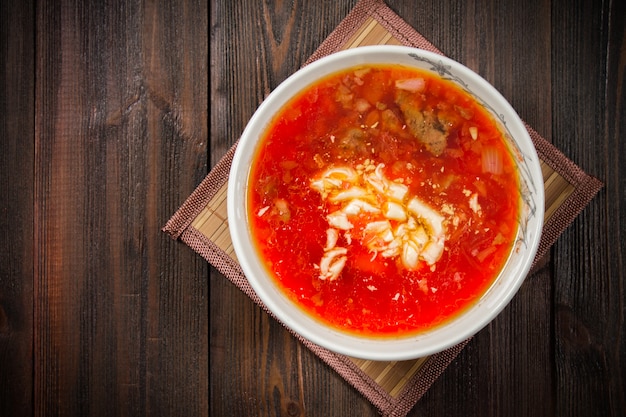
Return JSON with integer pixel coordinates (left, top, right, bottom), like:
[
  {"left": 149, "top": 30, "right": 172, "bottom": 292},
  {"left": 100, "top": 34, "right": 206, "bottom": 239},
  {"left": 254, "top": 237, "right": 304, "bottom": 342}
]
[{"left": 248, "top": 64, "right": 520, "bottom": 337}]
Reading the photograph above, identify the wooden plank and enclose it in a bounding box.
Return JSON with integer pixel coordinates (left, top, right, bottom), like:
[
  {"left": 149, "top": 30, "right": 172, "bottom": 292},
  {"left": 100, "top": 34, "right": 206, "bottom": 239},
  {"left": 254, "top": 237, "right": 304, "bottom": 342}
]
[{"left": 0, "top": 1, "right": 35, "bottom": 416}]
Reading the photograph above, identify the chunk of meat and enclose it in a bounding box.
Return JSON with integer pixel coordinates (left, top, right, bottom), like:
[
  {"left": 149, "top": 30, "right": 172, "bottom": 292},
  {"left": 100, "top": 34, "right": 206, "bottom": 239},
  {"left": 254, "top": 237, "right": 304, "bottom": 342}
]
[
  {"left": 336, "top": 128, "right": 368, "bottom": 159},
  {"left": 395, "top": 90, "right": 448, "bottom": 156}
]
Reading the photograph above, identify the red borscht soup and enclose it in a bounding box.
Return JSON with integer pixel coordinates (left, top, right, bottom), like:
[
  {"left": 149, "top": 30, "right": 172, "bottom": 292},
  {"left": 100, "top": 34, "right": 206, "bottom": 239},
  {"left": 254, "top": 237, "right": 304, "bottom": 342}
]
[{"left": 247, "top": 64, "right": 520, "bottom": 337}]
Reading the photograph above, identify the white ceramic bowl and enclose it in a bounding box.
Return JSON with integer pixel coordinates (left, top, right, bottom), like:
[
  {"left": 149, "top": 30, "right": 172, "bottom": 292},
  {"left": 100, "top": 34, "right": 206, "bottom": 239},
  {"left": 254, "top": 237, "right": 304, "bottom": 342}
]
[{"left": 227, "top": 45, "right": 544, "bottom": 361}]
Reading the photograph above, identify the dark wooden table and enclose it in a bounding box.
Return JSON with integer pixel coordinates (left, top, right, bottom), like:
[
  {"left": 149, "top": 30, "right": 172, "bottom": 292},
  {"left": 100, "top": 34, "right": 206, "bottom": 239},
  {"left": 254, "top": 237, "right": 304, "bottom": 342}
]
[{"left": 1, "top": 0, "right": 624, "bottom": 416}]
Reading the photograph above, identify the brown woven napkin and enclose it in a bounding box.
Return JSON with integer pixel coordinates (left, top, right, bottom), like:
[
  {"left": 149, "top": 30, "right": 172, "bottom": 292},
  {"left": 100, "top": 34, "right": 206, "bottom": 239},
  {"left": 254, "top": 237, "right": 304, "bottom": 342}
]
[{"left": 165, "top": 0, "right": 603, "bottom": 415}]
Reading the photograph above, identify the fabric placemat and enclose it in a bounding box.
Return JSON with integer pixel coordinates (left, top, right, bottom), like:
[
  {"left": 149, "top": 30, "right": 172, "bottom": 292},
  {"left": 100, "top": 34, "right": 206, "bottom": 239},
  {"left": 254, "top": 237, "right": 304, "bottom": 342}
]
[{"left": 165, "top": 0, "right": 603, "bottom": 415}]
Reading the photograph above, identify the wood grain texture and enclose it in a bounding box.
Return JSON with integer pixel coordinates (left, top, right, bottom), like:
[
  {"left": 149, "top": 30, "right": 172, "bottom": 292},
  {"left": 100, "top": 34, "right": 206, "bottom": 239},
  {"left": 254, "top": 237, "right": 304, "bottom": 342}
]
[
  {"left": 0, "top": 1, "right": 35, "bottom": 417},
  {"left": 209, "top": 0, "right": 624, "bottom": 416}
]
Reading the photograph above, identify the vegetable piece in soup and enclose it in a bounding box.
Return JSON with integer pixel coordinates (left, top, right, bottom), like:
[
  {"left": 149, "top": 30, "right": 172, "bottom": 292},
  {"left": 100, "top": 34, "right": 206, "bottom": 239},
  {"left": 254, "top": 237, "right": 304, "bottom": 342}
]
[{"left": 248, "top": 64, "right": 520, "bottom": 337}]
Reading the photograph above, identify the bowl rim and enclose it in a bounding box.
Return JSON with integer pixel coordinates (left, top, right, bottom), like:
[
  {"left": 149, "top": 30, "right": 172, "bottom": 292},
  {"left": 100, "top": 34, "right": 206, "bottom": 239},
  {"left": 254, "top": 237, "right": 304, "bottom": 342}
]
[{"left": 227, "top": 45, "right": 545, "bottom": 361}]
